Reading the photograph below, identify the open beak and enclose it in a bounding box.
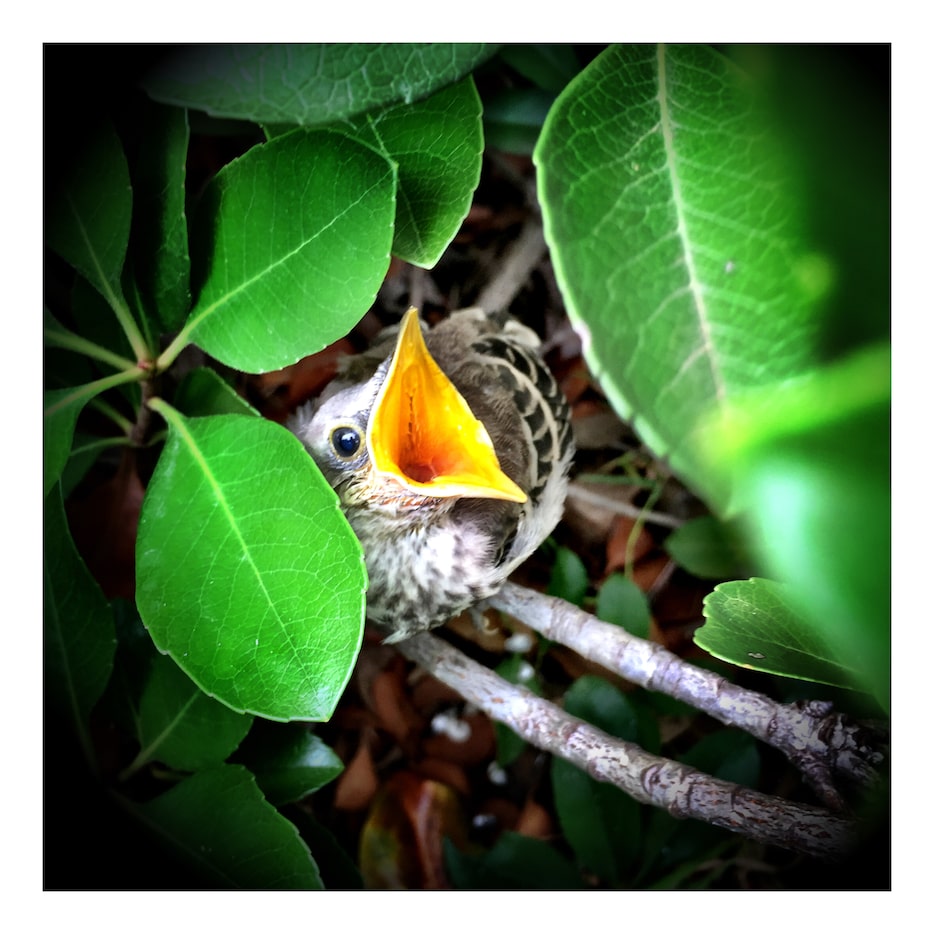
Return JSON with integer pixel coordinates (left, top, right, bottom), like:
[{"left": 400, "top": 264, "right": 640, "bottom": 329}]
[{"left": 367, "top": 308, "right": 527, "bottom": 503}]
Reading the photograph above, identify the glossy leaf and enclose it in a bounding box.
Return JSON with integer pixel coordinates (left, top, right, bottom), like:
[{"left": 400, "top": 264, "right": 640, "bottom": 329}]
[
  {"left": 340, "top": 78, "right": 483, "bottom": 267},
  {"left": 133, "top": 764, "right": 321, "bottom": 889},
  {"left": 700, "top": 343, "right": 890, "bottom": 708},
  {"left": 127, "top": 100, "right": 191, "bottom": 332},
  {"left": 698, "top": 578, "right": 861, "bottom": 691},
  {"left": 142, "top": 43, "right": 498, "bottom": 126},
  {"left": 44, "top": 486, "right": 117, "bottom": 752},
  {"left": 45, "top": 118, "right": 132, "bottom": 307},
  {"left": 236, "top": 723, "right": 344, "bottom": 806},
  {"left": 498, "top": 44, "right": 581, "bottom": 93},
  {"left": 136, "top": 405, "right": 366, "bottom": 721},
  {"left": 551, "top": 676, "right": 642, "bottom": 885},
  {"left": 174, "top": 367, "right": 258, "bottom": 418},
  {"left": 536, "top": 44, "right": 822, "bottom": 512},
  {"left": 134, "top": 652, "right": 253, "bottom": 772},
  {"left": 186, "top": 128, "right": 395, "bottom": 373}
]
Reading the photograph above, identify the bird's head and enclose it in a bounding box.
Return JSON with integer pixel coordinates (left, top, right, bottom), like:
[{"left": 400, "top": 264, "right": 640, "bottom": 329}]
[{"left": 296, "top": 308, "right": 527, "bottom": 514}]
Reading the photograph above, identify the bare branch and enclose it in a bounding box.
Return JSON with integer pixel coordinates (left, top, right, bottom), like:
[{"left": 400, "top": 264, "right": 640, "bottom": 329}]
[
  {"left": 489, "top": 583, "right": 887, "bottom": 809},
  {"left": 474, "top": 216, "right": 548, "bottom": 315},
  {"left": 396, "top": 631, "right": 858, "bottom": 861}
]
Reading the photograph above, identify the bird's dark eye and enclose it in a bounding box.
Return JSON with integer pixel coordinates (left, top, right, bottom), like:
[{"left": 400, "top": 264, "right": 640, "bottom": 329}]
[{"left": 331, "top": 426, "right": 362, "bottom": 458}]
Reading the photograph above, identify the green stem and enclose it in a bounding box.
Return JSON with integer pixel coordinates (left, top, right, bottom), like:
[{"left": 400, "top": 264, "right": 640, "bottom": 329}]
[
  {"left": 44, "top": 366, "right": 147, "bottom": 418},
  {"left": 155, "top": 320, "right": 198, "bottom": 373},
  {"left": 44, "top": 324, "right": 137, "bottom": 371},
  {"left": 87, "top": 396, "right": 135, "bottom": 435}
]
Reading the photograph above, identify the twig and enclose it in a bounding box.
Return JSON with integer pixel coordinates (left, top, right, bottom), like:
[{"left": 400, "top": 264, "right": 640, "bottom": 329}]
[
  {"left": 489, "top": 583, "right": 887, "bottom": 809},
  {"left": 474, "top": 216, "right": 548, "bottom": 315},
  {"left": 396, "top": 632, "right": 858, "bottom": 861},
  {"left": 567, "top": 482, "right": 685, "bottom": 529}
]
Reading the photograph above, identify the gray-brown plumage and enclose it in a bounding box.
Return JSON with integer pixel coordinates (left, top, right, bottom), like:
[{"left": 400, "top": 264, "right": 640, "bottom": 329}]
[{"left": 289, "top": 307, "right": 574, "bottom": 642}]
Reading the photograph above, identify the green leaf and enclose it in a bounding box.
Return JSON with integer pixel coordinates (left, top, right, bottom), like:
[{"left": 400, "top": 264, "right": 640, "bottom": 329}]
[
  {"left": 499, "top": 44, "right": 581, "bottom": 92},
  {"left": 127, "top": 100, "right": 191, "bottom": 332},
  {"left": 664, "top": 515, "right": 749, "bottom": 580},
  {"left": 701, "top": 343, "right": 890, "bottom": 708},
  {"left": 142, "top": 43, "right": 498, "bottom": 125},
  {"left": 551, "top": 676, "right": 643, "bottom": 885},
  {"left": 132, "top": 764, "right": 321, "bottom": 889},
  {"left": 536, "top": 44, "right": 822, "bottom": 512},
  {"left": 174, "top": 367, "right": 258, "bottom": 418},
  {"left": 341, "top": 78, "right": 483, "bottom": 267},
  {"left": 482, "top": 87, "right": 554, "bottom": 155},
  {"left": 595, "top": 572, "right": 651, "bottom": 638},
  {"left": 444, "top": 832, "right": 583, "bottom": 890},
  {"left": 44, "top": 486, "right": 117, "bottom": 758},
  {"left": 136, "top": 405, "right": 366, "bottom": 721},
  {"left": 185, "top": 128, "right": 395, "bottom": 373},
  {"left": 46, "top": 118, "right": 132, "bottom": 308},
  {"left": 133, "top": 652, "right": 253, "bottom": 772},
  {"left": 546, "top": 545, "right": 588, "bottom": 606},
  {"left": 235, "top": 723, "right": 344, "bottom": 806},
  {"left": 698, "top": 578, "right": 862, "bottom": 691}
]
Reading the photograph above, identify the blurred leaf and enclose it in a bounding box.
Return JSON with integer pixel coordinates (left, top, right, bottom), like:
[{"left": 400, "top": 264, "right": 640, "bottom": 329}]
[
  {"left": 286, "top": 808, "right": 363, "bottom": 889},
  {"left": 698, "top": 578, "right": 863, "bottom": 691},
  {"left": 536, "top": 44, "right": 823, "bottom": 512},
  {"left": 664, "top": 516, "right": 749, "bottom": 580},
  {"left": 132, "top": 764, "right": 321, "bottom": 889},
  {"left": 44, "top": 486, "right": 117, "bottom": 754},
  {"left": 136, "top": 405, "right": 366, "bottom": 721},
  {"left": 499, "top": 44, "right": 581, "bottom": 92},
  {"left": 186, "top": 128, "right": 395, "bottom": 373},
  {"left": 546, "top": 544, "right": 588, "bottom": 606},
  {"left": 236, "top": 723, "right": 344, "bottom": 806},
  {"left": 45, "top": 118, "right": 132, "bottom": 307},
  {"left": 595, "top": 572, "right": 651, "bottom": 638},
  {"left": 174, "top": 367, "right": 258, "bottom": 418},
  {"left": 339, "top": 78, "right": 483, "bottom": 267},
  {"left": 133, "top": 652, "right": 253, "bottom": 772},
  {"left": 702, "top": 342, "right": 890, "bottom": 708},
  {"left": 551, "top": 676, "right": 643, "bottom": 885},
  {"left": 360, "top": 773, "right": 468, "bottom": 889},
  {"left": 143, "top": 43, "right": 499, "bottom": 125},
  {"left": 493, "top": 654, "right": 542, "bottom": 766},
  {"left": 444, "top": 831, "right": 583, "bottom": 890},
  {"left": 127, "top": 99, "right": 191, "bottom": 333},
  {"left": 483, "top": 87, "right": 554, "bottom": 155}
]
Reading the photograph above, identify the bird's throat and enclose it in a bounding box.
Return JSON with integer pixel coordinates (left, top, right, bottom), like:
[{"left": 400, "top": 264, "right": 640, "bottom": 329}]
[{"left": 367, "top": 308, "right": 527, "bottom": 503}]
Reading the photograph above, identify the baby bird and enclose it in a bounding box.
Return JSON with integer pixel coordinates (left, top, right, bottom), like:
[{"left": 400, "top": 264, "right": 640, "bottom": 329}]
[{"left": 290, "top": 307, "right": 574, "bottom": 643}]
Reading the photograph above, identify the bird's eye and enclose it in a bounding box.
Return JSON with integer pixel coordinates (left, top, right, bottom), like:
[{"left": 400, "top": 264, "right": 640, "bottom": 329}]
[{"left": 330, "top": 426, "right": 362, "bottom": 458}]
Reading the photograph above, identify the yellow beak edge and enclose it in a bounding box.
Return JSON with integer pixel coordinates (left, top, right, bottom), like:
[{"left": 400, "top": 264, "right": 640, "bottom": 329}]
[{"left": 367, "top": 308, "right": 527, "bottom": 503}]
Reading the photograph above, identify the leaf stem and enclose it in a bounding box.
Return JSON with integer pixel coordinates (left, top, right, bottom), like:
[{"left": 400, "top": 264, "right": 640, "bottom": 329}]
[
  {"left": 44, "top": 323, "right": 138, "bottom": 372},
  {"left": 44, "top": 367, "right": 149, "bottom": 419}
]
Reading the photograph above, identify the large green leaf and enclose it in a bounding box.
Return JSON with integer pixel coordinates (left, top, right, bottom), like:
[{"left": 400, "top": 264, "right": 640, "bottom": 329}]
[
  {"left": 132, "top": 764, "right": 321, "bottom": 888},
  {"left": 135, "top": 404, "right": 366, "bottom": 721},
  {"left": 44, "top": 486, "right": 117, "bottom": 756},
  {"left": 185, "top": 128, "right": 396, "bottom": 373},
  {"left": 535, "top": 44, "right": 822, "bottom": 512},
  {"left": 45, "top": 118, "right": 132, "bottom": 308},
  {"left": 133, "top": 652, "right": 253, "bottom": 772},
  {"left": 697, "top": 578, "right": 862, "bottom": 690},
  {"left": 551, "top": 676, "right": 643, "bottom": 885},
  {"left": 142, "top": 43, "right": 498, "bottom": 126},
  {"left": 340, "top": 78, "right": 483, "bottom": 267}
]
